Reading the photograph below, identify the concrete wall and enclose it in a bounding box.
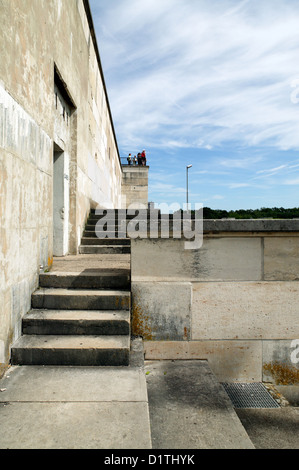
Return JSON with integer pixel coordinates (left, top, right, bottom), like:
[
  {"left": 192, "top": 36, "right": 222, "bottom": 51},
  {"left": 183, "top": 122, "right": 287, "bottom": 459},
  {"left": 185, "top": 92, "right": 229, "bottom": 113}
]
[
  {"left": 131, "top": 219, "right": 299, "bottom": 384},
  {"left": 0, "top": 0, "right": 122, "bottom": 375},
  {"left": 122, "top": 166, "right": 149, "bottom": 209}
]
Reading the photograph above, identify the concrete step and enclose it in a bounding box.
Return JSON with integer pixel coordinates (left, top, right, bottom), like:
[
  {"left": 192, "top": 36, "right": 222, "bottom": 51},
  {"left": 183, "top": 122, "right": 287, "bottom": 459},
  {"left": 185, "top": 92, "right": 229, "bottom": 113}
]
[
  {"left": 87, "top": 216, "right": 137, "bottom": 223},
  {"left": 31, "top": 288, "right": 130, "bottom": 311},
  {"left": 49, "top": 254, "right": 131, "bottom": 273},
  {"left": 87, "top": 217, "right": 158, "bottom": 224},
  {"left": 80, "top": 237, "right": 131, "bottom": 246},
  {"left": 11, "top": 335, "right": 130, "bottom": 366},
  {"left": 22, "top": 310, "right": 130, "bottom": 336},
  {"left": 84, "top": 223, "right": 194, "bottom": 233},
  {"left": 83, "top": 230, "right": 130, "bottom": 238},
  {"left": 83, "top": 229, "right": 190, "bottom": 239},
  {"left": 89, "top": 208, "right": 160, "bottom": 216},
  {"left": 83, "top": 230, "right": 131, "bottom": 239},
  {"left": 86, "top": 219, "right": 186, "bottom": 226},
  {"left": 89, "top": 210, "right": 137, "bottom": 217},
  {"left": 85, "top": 225, "right": 128, "bottom": 232},
  {"left": 79, "top": 245, "right": 131, "bottom": 255},
  {"left": 39, "top": 271, "right": 130, "bottom": 290}
]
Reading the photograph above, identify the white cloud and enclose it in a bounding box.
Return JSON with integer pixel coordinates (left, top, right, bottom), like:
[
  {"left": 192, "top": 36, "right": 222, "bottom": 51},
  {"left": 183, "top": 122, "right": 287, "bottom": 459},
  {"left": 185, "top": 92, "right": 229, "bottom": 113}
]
[
  {"left": 150, "top": 182, "right": 185, "bottom": 195},
  {"left": 254, "top": 160, "right": 299, "bottom": 180},
  {"left": 229, "top": 183, "right": 251, "bottom": 189},
  {"left": 257, "top": 165, "right": 288, "bottom": 175},
  {"left": 219, "top": 156, "right": 263, "bottom": 169},
  {"left": 284, "top": 178, "right": 299, "bottom": 185},
  {"left": 90, "top": 1, "right": 299, "bottom": 210},
  {"left": 91, "top": 0, "right": 299, "bottom": 152}
]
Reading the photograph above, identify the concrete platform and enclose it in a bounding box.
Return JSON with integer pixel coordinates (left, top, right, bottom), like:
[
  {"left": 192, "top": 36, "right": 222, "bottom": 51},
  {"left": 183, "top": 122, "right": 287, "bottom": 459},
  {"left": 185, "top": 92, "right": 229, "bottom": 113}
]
[
  {"left": 0, "top": 343, "right": 151, "bottom": 449},
  {"left": 145, "top": 360, "right": 255, "bottom": 449},
  {"left": 0, "top": 355, "right": 256, "bottom": 449},
  {"left": 4, "top": 354, "right": 298, "bottom": 449}
]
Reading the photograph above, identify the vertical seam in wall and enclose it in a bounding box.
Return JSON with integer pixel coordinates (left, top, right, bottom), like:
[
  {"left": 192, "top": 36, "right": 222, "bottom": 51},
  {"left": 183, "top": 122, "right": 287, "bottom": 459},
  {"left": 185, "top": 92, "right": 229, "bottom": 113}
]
[
  {"left": 261, "top": 338, "right": 264, "bottom": 383},
  {"left": 190, "top": 282, "right": 193, "bottom": 341},
  {"left": 261, "top": 236, "right": 264, "bottom": 281}
]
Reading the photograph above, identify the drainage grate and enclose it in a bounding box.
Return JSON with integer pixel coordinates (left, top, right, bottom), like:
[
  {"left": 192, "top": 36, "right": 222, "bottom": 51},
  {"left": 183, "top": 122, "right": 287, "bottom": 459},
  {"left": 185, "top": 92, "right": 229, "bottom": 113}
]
[{"left": 221, "top": 382, "right": 280, "bottom": 409}]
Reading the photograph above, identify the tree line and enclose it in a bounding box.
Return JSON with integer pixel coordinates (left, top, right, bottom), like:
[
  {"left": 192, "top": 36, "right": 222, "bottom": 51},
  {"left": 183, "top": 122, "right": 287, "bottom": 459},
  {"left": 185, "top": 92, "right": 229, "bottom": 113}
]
[{"left": 202, "top": 207, "right": 299, "bottom": 219}]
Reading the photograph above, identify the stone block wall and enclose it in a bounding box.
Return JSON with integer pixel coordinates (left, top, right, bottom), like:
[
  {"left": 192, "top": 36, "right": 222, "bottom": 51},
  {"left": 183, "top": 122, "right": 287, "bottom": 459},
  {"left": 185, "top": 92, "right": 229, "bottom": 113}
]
[
  {"left": 131, "top": 220, "right": 299, "bottom": 384},
  {"left": 0, "top": 0, "right": 122, "bottom": 375},
  {"left": 122, "top": 166, "right": 149, "bottom": 209}
]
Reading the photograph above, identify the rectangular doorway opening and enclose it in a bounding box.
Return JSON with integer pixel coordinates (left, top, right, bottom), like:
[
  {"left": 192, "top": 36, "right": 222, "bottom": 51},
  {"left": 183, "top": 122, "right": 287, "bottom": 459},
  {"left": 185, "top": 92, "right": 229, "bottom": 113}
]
[{"left": 53, "top": 143, "right": 69, "bottom": 257}]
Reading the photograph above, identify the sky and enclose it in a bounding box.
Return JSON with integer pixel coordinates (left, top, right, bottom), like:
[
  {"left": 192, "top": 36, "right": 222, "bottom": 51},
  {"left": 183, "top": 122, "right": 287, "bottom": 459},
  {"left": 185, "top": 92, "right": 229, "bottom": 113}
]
[{"left": 89, "top": 0, "right": 299, "bottom": 210}]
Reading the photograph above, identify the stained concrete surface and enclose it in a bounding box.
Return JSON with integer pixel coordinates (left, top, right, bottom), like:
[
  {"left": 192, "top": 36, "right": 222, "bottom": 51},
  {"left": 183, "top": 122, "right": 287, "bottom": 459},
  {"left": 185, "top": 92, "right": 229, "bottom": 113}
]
[
  {"left": 145, "top": 360, "right": 299, "bottom": 450},
  {"left": 1, "top": 353, "right": 299, "bottom": 449},
  {"left": 236, "top": 408, "right": 299, "bottom": 449},
  {"left": 235, "top": 384, "right": 299, "bottom": 449},
  {"left": 0, "top": 401, "right": 150, "bottom": 450},
  {"left": 0, "top": 347, "right": 151, "bottom": 449},
  {"left": 145, "top": 360, "right": 255, "bottom": 449}
]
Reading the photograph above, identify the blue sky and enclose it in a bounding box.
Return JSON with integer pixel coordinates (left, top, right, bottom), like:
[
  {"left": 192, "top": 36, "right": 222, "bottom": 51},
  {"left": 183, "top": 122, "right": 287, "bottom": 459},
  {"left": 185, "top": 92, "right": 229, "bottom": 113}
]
[{"left": 89, "top": 0, "right": 299, "bottom": 210}]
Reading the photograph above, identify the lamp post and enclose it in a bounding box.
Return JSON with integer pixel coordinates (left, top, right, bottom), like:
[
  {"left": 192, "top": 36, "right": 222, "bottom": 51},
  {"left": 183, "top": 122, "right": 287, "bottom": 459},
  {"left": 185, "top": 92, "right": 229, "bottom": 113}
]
[{"left": 186, "top": 164, "right": 192, "bottom": 209}]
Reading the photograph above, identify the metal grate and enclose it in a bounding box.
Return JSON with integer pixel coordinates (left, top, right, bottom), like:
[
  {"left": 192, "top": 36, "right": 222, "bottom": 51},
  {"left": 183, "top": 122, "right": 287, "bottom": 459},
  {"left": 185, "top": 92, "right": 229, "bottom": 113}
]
[{"left": 221, "top": 382, "right": 280, "bottom": 409}]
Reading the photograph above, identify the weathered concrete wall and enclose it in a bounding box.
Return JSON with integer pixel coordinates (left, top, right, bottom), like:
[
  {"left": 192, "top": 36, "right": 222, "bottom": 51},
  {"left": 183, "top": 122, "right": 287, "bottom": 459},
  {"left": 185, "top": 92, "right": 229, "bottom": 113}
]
[
  {"left": 0, "top": 0, "right": 122, "bottom": 375},
  {"left": 122, "top": 166, "right": 149, "bottom": 209},
  {"left": 131, "top": 220, "right": 299, "bottom": 384}
]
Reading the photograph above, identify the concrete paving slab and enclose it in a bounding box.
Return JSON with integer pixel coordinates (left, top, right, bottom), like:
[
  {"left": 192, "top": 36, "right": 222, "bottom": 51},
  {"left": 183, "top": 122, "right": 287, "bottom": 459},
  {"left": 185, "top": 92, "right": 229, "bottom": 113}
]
[
  {"left": 0, "top": 402, "right": 151, "bottom": 449},
  {"left": 51, "top": 254, "right": 130, "bottom": 272},
  {"left": 2, "top": 355, "right": 298, "bottom": 449},
  {"left": 0, "top": 365, "right": 147, "bottom": 402},
  {"left": 145, "top": 360, "right": 255, "bottom": 449},
  {"left": 236, "top": 408, "right": 299, "bottom": 449},
  {"left": 0, "top": 364, "right": 151, "bottom": 449}
]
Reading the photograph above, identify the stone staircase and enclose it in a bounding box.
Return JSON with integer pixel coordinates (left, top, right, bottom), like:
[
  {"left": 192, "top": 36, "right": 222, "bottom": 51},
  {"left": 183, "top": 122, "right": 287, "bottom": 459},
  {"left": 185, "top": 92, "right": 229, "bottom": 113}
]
[
  {"left": 80, "top": 209, "right": 131, "bottom": 254},
  {"left": 11, "top": 209, "right": 132, "bottom": 367}
]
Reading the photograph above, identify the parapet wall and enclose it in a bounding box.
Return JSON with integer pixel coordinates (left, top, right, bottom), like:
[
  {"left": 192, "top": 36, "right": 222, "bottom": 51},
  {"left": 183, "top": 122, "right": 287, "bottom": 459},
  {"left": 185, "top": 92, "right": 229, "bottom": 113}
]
[
  {"left": 130, "top": 219, "right": 299, "bottom": 384},
  {"left": 122, "top": 166, "right": 149, "bottom": 209}
]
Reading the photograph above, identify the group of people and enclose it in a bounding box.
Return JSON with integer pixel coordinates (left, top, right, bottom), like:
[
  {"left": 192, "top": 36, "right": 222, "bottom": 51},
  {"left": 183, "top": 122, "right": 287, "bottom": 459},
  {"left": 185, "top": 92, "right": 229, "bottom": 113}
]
[{"left": 127, "top": 150, "right": 147, "bottom": 166}]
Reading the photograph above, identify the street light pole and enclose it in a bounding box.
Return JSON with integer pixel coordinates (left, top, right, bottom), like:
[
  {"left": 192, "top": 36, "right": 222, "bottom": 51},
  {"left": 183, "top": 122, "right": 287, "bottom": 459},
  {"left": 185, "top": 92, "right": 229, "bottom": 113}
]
[{"left": 186, "top": 164, "right": 192, "bottom": 209}]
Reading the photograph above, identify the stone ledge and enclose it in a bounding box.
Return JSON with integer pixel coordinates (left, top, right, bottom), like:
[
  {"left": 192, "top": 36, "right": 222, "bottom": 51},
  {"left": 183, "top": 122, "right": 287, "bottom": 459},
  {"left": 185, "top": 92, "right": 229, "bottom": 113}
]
[{"left": 203, "top": 219, "right": 299, "bottom": 232}]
